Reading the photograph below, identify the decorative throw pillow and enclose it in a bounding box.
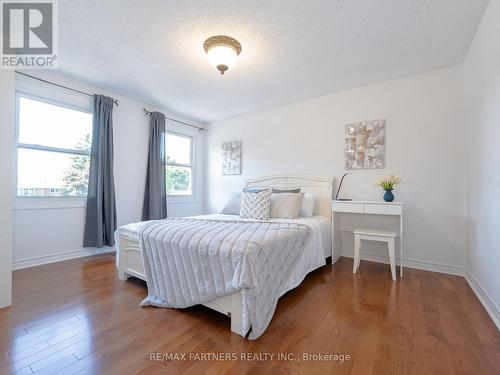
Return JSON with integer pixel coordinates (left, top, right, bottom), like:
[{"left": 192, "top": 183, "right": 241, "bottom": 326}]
[
  {"left": 270, "top": 192, "right": 304, "bottom": 219},
  {"left": 299, "top": 192, "right": 315, "bottom": 217},
  {"left": 243, "top": 187, "right": 268, "bottom": 193},
  {"left": 221, "top": 192, "right": 242, "bottom": 215},
  {"left": 240, "top": 189, "right": 272, "bottom": 220},
  {"left": 272, "top": 188, "right": 301, "bottom": 193}
]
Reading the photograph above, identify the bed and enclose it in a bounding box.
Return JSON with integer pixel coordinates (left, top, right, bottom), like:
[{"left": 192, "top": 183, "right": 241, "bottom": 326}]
[{"left": 115, "top": 175, "right": 334, "bottom": 339}]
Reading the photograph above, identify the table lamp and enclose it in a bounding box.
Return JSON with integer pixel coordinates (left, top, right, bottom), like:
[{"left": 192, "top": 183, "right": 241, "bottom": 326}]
[{"left": 335, "top": 173, "right": 352, "bottom": 201}]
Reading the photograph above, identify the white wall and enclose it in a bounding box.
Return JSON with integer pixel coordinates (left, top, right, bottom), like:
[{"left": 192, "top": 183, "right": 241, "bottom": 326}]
[
  {"left": 206, "top": 66, "right": 466, "bottom": 275},
  {"left": 462, "top": 0, "right": 500, "bottom": 328},
  {"left": 0, "top": 71, "right": 15, "bottom": 308},
  {"left": 13, "top": 71, "right": 206, "bottom": 269}
]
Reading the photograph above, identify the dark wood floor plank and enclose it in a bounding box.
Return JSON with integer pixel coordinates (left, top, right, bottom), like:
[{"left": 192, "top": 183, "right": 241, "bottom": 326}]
[
  {"left": 0, "top": 254, "right": 498, "bottom": 375},
  {"left": 30, "top": 351, "right": 78, "bottom": 373}
]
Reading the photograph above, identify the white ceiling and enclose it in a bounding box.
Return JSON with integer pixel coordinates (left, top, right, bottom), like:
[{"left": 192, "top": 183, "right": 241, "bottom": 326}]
[{"left": 58, "top": 0, "right": 488, "bottom": 123}]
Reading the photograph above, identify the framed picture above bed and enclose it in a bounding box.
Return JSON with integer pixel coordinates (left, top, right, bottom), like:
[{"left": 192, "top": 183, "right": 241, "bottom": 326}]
[{"left": 222, "top": 140, "right": 242, "bottom": 175}]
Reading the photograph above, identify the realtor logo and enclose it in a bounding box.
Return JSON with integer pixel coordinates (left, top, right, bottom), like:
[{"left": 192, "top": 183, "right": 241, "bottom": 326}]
[{"left": 1, "top": 0, "right": 58, "bottom": 68}]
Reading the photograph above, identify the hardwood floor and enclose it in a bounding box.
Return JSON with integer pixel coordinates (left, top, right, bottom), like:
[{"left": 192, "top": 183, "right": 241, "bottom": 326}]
[{"left": 1, "top": 255, "right": 499, "bottom": 375}]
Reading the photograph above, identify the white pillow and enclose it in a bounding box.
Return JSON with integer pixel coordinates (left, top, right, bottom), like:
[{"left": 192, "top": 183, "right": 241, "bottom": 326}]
[
  {"left": 240, "top": 189, "right": 272, "bottom": 220},
  {"left": 221, "top": 192, "right": 242, "bottom": 215},
  {"left": 270, "top": 192, "right": 304, "bottom": 219},
  {"left": 299, "top": 192, "right": 315, "bottom": 217}
]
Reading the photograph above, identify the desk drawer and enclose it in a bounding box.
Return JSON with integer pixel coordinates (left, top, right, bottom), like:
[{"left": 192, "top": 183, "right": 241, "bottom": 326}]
[
  {"left": 364, "top": 204, "right": 402, "bottom": 215},
  {"left": 332, "top": 202, "right": 364, "bottom": 213}
]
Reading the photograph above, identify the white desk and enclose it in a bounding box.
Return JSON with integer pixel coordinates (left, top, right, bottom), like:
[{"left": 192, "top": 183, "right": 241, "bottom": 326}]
[{"left": 332, "top": 200, "right": 404, "bottom": 276}]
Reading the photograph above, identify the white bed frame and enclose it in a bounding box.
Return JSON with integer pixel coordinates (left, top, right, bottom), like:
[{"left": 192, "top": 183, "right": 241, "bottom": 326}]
[{"left": 116, "top": 175, "right": 334, "bottom": 337}]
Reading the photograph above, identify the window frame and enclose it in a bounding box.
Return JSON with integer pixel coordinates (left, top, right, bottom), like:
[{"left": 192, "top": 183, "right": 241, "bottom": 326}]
[
  {"left": 14, "top": 91, "right": 93, "bottom": 205},
  {"left": 165, "top": 130, "right": 195, "bottom": 198}
]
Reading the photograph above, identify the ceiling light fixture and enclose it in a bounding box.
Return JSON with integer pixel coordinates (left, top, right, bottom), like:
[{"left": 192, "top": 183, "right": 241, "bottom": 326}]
[{"left": 203, "top": 35, "right": 241, "bottom": 75}]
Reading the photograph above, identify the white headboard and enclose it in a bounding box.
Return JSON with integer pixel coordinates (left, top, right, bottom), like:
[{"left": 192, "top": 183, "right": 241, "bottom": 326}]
[{"left": 244, "top": 175, "right": 335, "bottom": 218}]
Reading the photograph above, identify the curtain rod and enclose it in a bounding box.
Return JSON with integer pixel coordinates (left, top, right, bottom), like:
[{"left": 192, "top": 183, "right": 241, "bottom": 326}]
[
  {"left": 143, "top": 108, "right": 206, "bottom": 132},
  {"left": 14, "top": 71, "right": 205, "bottom": 131},
  {"left": 15, "top": 71, "right": 119, "bottom": 105}
]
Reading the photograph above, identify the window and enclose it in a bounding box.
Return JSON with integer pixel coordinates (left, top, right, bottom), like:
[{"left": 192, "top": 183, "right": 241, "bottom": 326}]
[
  {"left": 166, "top": 132, "right": 193, "bottom": 196},
  {"left": 16, "top": 95, "right": 93, "bottom": 197}
]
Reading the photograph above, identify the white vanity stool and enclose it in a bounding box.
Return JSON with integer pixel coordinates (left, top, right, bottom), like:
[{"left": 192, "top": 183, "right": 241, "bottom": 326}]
[{"left": 353, "top": 229, "right": 397, "bottom": 281}]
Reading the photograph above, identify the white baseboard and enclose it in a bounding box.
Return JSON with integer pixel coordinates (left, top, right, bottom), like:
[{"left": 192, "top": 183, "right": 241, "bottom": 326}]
[
  {"left": 12, "top": 247, "right": 115, "bottom": 270},
  {"left": 465, "top": 271, "right": 500, "bottom": 330},
  {"left": 331, "top": 255, "right": 341, "bottom": 265},
  {"left": 338, "top": 249, "right": 465, "bottom": 276}
]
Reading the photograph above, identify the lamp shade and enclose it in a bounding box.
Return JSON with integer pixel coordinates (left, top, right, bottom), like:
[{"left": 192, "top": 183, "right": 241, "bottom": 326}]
[
  {"left": 207, "top": 45, "right": 238, "bottom": 70},
  {"left": 204, "top": 35, "right": 242, "bottom": 74}
]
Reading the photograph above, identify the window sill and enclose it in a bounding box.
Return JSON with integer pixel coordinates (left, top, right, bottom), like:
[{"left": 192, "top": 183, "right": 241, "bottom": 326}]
[{"left": 14, "top": 197, "right": 87, "bottom": 210}]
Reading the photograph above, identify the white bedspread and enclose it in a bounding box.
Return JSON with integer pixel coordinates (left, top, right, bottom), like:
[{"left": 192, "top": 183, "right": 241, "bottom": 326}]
[{"left": 117, "top": 214, "right": 330, "bottom": 339}]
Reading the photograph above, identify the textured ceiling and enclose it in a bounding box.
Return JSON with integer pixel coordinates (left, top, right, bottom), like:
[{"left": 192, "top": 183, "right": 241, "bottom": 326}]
[{"left": 58, "top": 0, "right": 488, "bottom": 122}]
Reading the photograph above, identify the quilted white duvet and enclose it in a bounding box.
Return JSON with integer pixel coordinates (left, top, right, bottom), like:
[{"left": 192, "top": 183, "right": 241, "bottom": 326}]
[{"left": 136, "top": 215, "right": 316, "bottom": 339}]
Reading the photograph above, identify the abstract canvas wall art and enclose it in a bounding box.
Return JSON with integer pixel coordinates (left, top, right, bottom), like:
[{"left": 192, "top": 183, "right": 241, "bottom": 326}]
[
  {"left": 345, "top": 119, "right": 385, "bottom": 170},
  {"left": 222, "top": 141, "right": 242, "bottom": 175}
]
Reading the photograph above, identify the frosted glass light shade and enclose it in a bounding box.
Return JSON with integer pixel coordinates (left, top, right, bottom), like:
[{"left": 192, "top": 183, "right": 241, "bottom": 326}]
[
  {"left": 203, "top": 35, "right": 242, "bottom": 74},
  {"left": 207, "top": 46, "right": 238, "bottom": 70}
]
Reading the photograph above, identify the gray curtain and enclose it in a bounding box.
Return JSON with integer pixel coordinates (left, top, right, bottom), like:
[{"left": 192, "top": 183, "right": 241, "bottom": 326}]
[
  {"left": 142, "top": 111, "right": 167, "bottom": 220},
  {"left": 83, "top": 95, "right": 117, "bottom": 248}
]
